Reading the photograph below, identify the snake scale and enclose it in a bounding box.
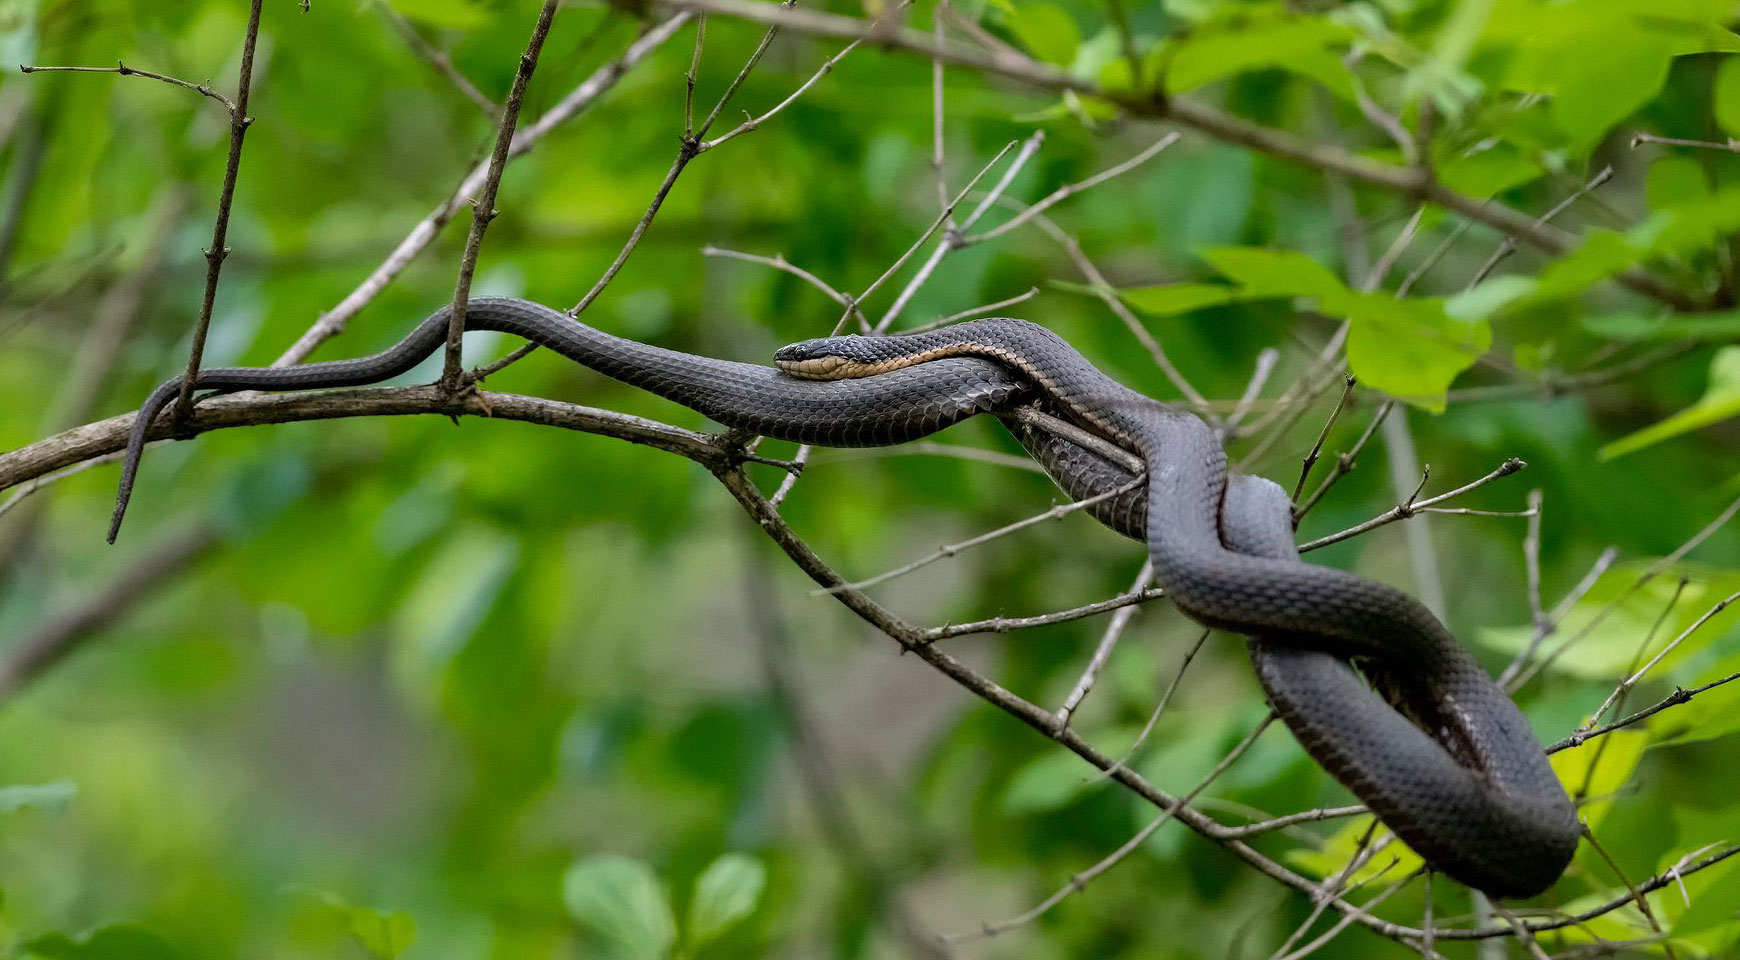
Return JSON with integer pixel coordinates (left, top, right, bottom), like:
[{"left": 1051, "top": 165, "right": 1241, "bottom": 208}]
[{"left": 110, "top": 297, "right": 1579, "bottom": 897}]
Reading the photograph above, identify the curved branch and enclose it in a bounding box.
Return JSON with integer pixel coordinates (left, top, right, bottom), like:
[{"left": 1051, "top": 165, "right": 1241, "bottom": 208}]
[{"left": 0, "top": 386, "right": 737, "bottom": 497}]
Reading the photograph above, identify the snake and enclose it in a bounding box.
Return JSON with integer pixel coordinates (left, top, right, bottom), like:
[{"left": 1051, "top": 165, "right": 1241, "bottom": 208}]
[{"left": 109, "top": 296, "right": 1579, "bottom": 897}]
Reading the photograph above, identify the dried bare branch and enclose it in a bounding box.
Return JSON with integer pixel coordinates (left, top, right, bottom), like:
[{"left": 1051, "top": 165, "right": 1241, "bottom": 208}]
[
  {"left": 441, "top": 0, "right": 561, "bottom": 389},
  {"left": 1299, "top": 458, "right": 1526, "bottom": 553},
  {"left": 173, "top": 0, "right": 265, "bottom": 421}
]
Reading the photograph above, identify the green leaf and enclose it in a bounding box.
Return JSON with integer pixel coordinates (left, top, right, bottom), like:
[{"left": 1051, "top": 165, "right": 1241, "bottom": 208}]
[
  {"left": 1329, "top": 291, "right": 1490, "bottom": 412},
  {"left": 1433, "top": 140, "right": 1546, "bottom": 198},
  {"left": 1403, "top": 0, "right": 1492, "bottom": 116},
  {"left": 1197, "top": 247, "right": 1346, "bottom": 298},
  {"left": 1165, "top": 8, "right": 1356, "bottom": 100},
  {"left": 1446, "top": 276, "right": 1537, "bottom": 322},
  {"left": 1005, "top": 3, "right": 1081, "bottom": 67},
  {"left": 1717, "top": 55, "right": 1740, "bottom": 137},
  {"left": 1647, "top": 156, "right": 1712, "bottom": 213},
  {"left": 1196, "top": 247, "right": 1488, "bottom": 408},
  {"left": 1602, "top": 347, "right": 1740, "bottom": 459},
  {"left": 1118, "top": 283, "right": 1238, "bottom": 315},
  {"left": 346, "top": 908, "right": 417, "bottom": 959},
  {"left": 0, "top": 781, "right": 76, "bottom": 815},
  {"left": 390, "top": 525, "right": 520, "bottom": 696},
  {"left": 1583, "top": 310, "right": 1740, "bottom": 341},
  {"left": 1500, "top": 0, "right": 1727, "bottom": 146},
  {"left": 1674, "top": 857, "right": 1740, "bottom": 936},
  {"left": 685, "top": 854, "right": 766, "bottom": 949},
  {"left": 1478, "top": 561, "right": 1740, "bottom": 680},
  {"left": 23, "top": 926, "right": 184, "bottom": 960},
  {"left": 1533, "top": 229, "right": 1642, "bottom": 301},
  {"left": 298, "top": 889, "right": 417, "bottom": 959},
  {"left": 1552, "top": 729, "right": 1648, "bottom": 830},
  {"left": 1285, "top": 815, "right": 1426, "bottom": 884},
  {"left": 1002, "top": 749, "right": 1097, "bottom": 814},
  {"left": 564, "top": 855, "right": 677, "bottom": 959}
]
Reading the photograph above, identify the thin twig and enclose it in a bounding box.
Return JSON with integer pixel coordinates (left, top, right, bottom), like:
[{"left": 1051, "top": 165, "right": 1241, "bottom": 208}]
[
  {"left": 1292, "top": 376, "right": 1356, "bottom": 502},
  {"left": 273, "top": 16, "right": 689, "bottom": 366},
  {"left": 948, "top": 714, "right": 1278, "bottom": 943},
  {"left": 1631, "top": 132, "right": 1740, "bottom": 153},
  {"left": 875, "top": 131, "right": 1045, "bottom": 332},
  {"left": 1052, "top": 560, "right": 1153, "bottom": 732},
  {"left": 1093, "top": 628, "right": 1209, "bottom": 781},
  {"left": 1468, "top": 167, "right": 1615, "bottom": 288},
  {"left": 1020, "top": 209, "right": 1215, "bottom": 416},
  {"left": 0, "top": 455, "right": 119, "bottom": 523},
  {"left": 0, "top": 525, "right": 222, "bottom": 703},
  {"left": 901, "top": 286, "right": 1040, "bottom": 334},
  {"left": 173, "top": 0, "right": 265, "bottom": 421},
  {"left": 1497, "top": 545, "right": 1620, "bottom": 687},
  {"left": 1299, "top": 458, "right": 1526, "bottom": 552},
  {"left": 700, "top": 2, "right": 909, "bottom": 150},
  {"left": 684, "top": 14, "right": 705, "bottom": 136},
  {"left": 921, "top": 587, "right": 1169, "bottom": 642},
  {"left": 702, "top": 245, "right": 858, "bottom": 313},
  {"left": 930, "top": 3, "right": 952, "bottom": 224},
  {"left": 375, "top": 1, "right": 498, "bottom": 115},
  {"left": 1581, "top": 589, "right": 1740, "bottom": 734},
  {"left": 1515, "top": 490, "right": 1740, "bottom": 688},
  {"left": 441, "top": 0, "right": 561, "bottom": 390},
  {"left": 816, "top": 477, "right": 1144, "bottom": 594},
  {"left": 1224, "top": 348, "right": 1281, "bottom": 434},
  {"left": 966, "top": 132, "right": 1182, "bottom": 245},
  {"left": 1547, "top": 670, "right": 1740, "bottom": 753},
  {"left": 18, "top": 61, "right": 238, "bottom": 112},
  {"left": 1581, "top": 826, "right": 1679, "bottom": 960}
]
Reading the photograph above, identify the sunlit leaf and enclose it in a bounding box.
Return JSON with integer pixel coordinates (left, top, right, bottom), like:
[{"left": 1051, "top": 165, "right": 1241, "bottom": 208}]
[
  {"left": 1673, "top": 853, "right": 1740, "bottom": 936},
  {"left": 1647, "top": 156, "right": 1712, "bottom": 213},
  {"left": 1284, "top": 815, "right": 1425, "bottom": 885},
  {"left": 345, "top": 909, "right": 416, "bottom": 959},
  {"left": 1478, "top": 561, "right": 1740, "bottom": 680},
  {"left": 1603, "top": 348, "right": 1740, "bottom": 459},
  {"left": 1002, "top": 749, "right": 1097, "bottom": 814},
  {"left": 1583, "top": 311, "right": 1740, "bottom": 342},
  {"left": 563, "top": 855, "right": 676, "bottom": 959},
  {"left": 1329, "top": 290, "right": 1490, "bottom": 412},
  {"left": 298, "top": 889, "right": 417, "bottom": 959},
  {"left": 685, "top": 853, "right": 766, "bottom": 949},
  {"left": 1164, "top": 6, "right": 1356, "bottom": 100},
  {"left": 1118, "top": 283, "right": 1238, "bottom": 315},
  {"left": 1553, "top": 729, "right": 1647, "bottom": 830},
  {"left": 1197, "top": 247, "right": 1345, "bottom": 298},
  {"left": 1005, "top": 3, "right": 1081, "bottom": 67}
]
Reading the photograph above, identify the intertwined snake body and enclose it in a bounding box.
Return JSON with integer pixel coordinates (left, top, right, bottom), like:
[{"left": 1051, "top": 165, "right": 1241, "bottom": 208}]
[{"left": 111, "top": 297, "right": 1578, "bottom": 896}]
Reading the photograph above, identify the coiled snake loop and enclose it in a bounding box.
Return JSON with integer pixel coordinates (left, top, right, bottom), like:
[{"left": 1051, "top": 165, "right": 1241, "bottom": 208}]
[{"left": 111, "top": 297, "right": 1578, "bottom": 897}]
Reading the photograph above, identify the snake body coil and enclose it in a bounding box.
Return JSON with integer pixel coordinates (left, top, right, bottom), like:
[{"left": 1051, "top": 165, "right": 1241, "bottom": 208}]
[
  {"left": 782, "top": 320, "right": 1579, "bottom": 897},
  {"left": 113, "top": 297, "right": 1578, "bottom": 896}
]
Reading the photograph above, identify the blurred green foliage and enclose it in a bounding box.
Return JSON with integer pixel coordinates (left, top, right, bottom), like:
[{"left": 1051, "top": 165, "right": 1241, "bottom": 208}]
[{"left": 2, "top": 0, "right": 1740, "bottom": 957}]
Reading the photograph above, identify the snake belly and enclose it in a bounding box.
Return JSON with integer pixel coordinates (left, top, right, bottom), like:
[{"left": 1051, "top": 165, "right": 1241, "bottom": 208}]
[
  {"left": 112, "top": 298, "right": 1578, "bottom": 896},
  {"left": 782, "top": 320, "right": 1581, "bottom": 898}
]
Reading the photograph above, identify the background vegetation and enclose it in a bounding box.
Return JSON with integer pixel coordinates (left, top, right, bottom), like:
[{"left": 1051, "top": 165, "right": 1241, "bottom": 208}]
[{"left": 2, "top": 0, "right": 1740, "bottom": 957}]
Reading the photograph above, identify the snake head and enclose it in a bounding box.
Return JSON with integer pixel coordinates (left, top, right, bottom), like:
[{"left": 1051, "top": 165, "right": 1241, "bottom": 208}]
[{"left": 774, "top": 335, "right": 883, "bottom": 380}]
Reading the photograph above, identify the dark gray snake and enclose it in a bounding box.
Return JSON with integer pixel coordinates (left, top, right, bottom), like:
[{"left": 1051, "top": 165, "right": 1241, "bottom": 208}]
[{"left": 110, "top": 297, "right": 1579, "bottom": 897}]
